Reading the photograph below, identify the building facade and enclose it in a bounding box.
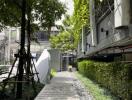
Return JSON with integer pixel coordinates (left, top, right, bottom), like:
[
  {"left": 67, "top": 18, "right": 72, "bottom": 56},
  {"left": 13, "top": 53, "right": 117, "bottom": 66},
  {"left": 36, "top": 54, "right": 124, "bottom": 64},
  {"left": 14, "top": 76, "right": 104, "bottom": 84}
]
[
  {"left": 31, "top": 28, "right": 59, "bottom": 53},
  {"left": 0, "top": 26, "right": 59, "bottom": 64},
  {"left": 0, "top": 27, "right": 20, "bottom": 64},
  {"left": 78, "top": 0, "right": 132, "bottom": 61}
]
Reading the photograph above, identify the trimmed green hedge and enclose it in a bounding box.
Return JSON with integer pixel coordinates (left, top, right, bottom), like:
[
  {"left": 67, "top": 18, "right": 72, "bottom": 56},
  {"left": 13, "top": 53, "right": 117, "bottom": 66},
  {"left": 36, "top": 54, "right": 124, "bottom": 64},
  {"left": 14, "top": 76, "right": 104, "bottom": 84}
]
[{"left": 78, "top": 60, "right": 132, "bottom": 100}]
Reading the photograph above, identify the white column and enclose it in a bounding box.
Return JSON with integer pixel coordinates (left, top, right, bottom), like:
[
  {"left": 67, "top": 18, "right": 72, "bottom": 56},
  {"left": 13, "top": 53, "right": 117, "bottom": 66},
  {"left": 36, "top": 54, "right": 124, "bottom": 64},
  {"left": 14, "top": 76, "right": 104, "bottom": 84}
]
[
  {"left": 16, "top": 27, "right": 20, "bottom": 41},
  {"left": 90, "top": 0, "right": 97, "bottom": 46},
  {"left": 114, "top": 0, "right": 131, "bottom": 27},
  {"left": 8, "top": 28, "right": 11, "bottom": 64},
  {"left": 66, "top": 54, "right": 69, "bottom": 70},
  {"left": 81, "top": 27, "right": 84, "bottom": 52}
]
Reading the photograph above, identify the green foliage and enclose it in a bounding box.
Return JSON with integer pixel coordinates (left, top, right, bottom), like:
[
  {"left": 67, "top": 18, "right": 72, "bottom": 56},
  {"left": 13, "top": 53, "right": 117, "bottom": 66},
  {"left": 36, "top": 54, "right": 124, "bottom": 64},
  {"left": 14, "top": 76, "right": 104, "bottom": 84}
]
[
  {"left": 50, "top": 0, "right": 90, "bottom": 52},
  {"left": 0, "top": 0, "right": 21, "bottom": 29},
  {"left": 50, "top": 68, "right": 57, "bottom": 77},
  {"left": 78, "top": 61, "right": 132, "bottom": 100},
  {"left": 72, "top": 0, "right": 90, "bottom": 46},
  {"left": 34, "top": 0, "right": 66, "bottom": 30},
  {"left": 50, "top": 31, "right": 75, "bottom": 52},
  {"left": 0, "top": 0, "right": 66, "bottom": 32},
  {"left": 73, "top": 0, "right": 89, "bottom": 27},
  {"left": 50, "top": 14, "right": 76, "bottom": 52},
  {"left": 75, "top": 72, "right": 118, "bottom": 100}
]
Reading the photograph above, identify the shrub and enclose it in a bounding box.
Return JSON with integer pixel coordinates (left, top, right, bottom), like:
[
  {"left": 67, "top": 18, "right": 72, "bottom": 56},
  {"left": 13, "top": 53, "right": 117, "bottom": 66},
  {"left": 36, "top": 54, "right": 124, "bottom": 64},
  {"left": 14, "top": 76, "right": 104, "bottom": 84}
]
[
  {"left": 50, "top": 68, "right": 57, "bottom": 78},
  {"left": 78, "top": 61, "right": 132, "bottom": 100}
]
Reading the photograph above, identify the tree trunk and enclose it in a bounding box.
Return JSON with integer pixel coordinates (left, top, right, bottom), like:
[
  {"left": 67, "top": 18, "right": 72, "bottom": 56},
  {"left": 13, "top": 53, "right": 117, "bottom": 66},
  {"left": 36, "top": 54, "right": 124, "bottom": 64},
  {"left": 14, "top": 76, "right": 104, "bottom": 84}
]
[
  {"left": 26, "top": 7, "right": 31, "bottom": 84},
  {"left": 16, "top": 0, "right": 26, "bottom": 98},
  {"left": 48, "top": 27, "right": 51, "bottom": 40}
]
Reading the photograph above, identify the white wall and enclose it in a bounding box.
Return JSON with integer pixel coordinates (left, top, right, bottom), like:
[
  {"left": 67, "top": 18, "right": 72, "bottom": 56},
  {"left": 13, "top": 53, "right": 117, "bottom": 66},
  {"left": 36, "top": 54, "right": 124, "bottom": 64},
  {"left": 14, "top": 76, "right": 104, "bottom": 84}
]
[
  {"left": 114, "top": 0, "right": 131, "bottom": 27},
  {"left": 49, "top": 49, "right": 61, "bottom": 71}
]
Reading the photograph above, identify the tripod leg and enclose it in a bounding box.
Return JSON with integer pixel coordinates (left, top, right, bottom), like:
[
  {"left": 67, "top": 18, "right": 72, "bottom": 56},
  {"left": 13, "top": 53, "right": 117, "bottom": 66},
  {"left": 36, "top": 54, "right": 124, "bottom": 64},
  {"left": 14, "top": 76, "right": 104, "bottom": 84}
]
[
  {"left": 2, "top": 57, "right": 18, "bottom": 92},
  {"left": 31, "top": 58, "right": 40, "bottom": 83},
  {"left": 31, "top": 76, "right": 37, "bottom": 95},
  {"left": 28, "top": 63, "right": 37, "bottom": 94},
  {"left": 7, "top": 57, "right": 17, "bottom": 80},
  {"left": 24, "top": 59, "right": 28, "bottom": 80},
  {"left": 12, "top": 66, "right": 19, "bottom": 94}
]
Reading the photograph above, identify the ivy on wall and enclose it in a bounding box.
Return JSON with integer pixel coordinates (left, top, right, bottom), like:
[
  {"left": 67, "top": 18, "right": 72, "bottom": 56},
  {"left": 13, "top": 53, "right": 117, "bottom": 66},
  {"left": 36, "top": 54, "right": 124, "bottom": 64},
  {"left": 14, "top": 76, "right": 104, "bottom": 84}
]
[{"left": 72, "top": 0, "right": 90, "bottom": 47}]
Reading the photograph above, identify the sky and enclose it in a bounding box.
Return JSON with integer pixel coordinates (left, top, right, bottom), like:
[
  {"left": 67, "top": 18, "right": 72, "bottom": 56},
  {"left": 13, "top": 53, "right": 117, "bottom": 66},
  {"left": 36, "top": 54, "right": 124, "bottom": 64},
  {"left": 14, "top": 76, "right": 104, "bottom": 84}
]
[
  {"left": 56, "top": 0, "right": 74, "bottom": 25},
  {"left": 59, "top": 0, "right": 74, "bottom": 16}
]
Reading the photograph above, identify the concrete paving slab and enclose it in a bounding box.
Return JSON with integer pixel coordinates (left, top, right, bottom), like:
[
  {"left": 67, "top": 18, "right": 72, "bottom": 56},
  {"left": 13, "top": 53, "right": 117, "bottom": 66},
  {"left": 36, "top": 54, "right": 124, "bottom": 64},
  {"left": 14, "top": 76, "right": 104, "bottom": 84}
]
[{"left": 35, "top": 71, "right": 92, "bottom": 100}]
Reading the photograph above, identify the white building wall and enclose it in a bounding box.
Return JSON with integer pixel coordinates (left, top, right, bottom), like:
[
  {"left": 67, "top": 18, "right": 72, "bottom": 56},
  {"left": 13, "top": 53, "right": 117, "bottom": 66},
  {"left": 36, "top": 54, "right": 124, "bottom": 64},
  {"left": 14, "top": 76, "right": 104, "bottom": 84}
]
[
  {"left": 114, "top": 0, "right": 131, "bottom": 27},
  {"left": 2, "top": 27, "right": 20, "bottom": 64},
  {"left": 49, "top": 49, "right": 61, "bottom": 71}
]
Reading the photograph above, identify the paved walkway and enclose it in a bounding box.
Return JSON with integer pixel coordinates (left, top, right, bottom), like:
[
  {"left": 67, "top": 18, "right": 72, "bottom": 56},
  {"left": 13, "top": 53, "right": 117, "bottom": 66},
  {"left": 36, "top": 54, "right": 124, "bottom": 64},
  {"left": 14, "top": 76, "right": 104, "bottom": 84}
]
[{"left": 35, "top": 71, "right": 93, "bottom": 100}]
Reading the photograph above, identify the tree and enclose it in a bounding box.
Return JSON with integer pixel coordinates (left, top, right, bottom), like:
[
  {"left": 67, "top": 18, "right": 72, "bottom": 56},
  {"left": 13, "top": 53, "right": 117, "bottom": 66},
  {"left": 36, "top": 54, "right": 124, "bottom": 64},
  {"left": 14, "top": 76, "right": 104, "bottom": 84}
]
[
  {"left": 50, "top": 15, "right": 75, "bottom": 52},
  {"left": 0, "top": 0, "right": 66, "bottom": 98},
  {"left": 50, "top": 0, "right": 90, "bottom": 52},
  {"left": 34, "top": 0, "right": 66, "bottom": 37},
  {"left": 0, "top": 0, "right": 66, "bottom": 35},
  {"left": 25, "top": 0, "right": 66, "bottom": 88},
  {"left": 16, "top": 0, "right": 26, "bottom": 98},
  {"left": 0, "top": 0, "right": 21, "bottom": 30},
  {"left": 50, "top": 31, "right": 74, "bottom": 52}
]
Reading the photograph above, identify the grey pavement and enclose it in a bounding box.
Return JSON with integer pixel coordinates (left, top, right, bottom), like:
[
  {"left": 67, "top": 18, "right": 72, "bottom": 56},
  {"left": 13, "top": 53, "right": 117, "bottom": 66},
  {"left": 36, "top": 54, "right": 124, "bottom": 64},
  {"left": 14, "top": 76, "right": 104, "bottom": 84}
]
[{"left": 35, "top": 71, "right": 93, "bottom": 100}]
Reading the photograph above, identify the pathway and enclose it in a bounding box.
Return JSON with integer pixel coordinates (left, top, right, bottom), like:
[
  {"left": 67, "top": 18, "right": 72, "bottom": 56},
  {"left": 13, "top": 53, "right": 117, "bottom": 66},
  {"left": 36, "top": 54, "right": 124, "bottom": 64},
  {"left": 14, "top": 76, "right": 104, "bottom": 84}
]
[{"left": 35, "top": 71, "right": 93, "bottom": 100}]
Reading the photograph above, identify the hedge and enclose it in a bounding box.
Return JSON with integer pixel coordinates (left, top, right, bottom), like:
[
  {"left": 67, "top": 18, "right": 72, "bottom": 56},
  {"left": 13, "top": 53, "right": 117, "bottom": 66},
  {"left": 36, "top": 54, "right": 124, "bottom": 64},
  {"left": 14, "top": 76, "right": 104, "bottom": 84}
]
[{"left": 78, "top": 60, "right": 132, "bottom": 100}]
